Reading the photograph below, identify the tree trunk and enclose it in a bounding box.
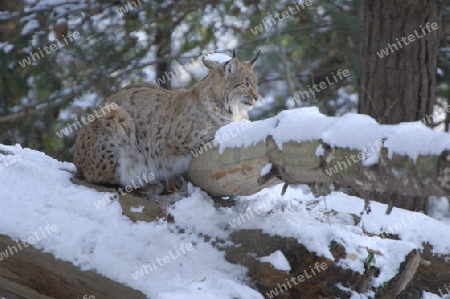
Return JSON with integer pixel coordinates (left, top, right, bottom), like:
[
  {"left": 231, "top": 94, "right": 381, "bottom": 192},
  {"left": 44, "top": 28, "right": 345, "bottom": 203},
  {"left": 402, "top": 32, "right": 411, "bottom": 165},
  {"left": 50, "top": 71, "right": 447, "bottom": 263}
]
[
  {"left": 358, "top": 0, "right": 443, "bottom": 124},
  {"left": 358, "top": 0, "right": 443, "bottom": 212},
  {"left": 155, "top": 28, "right": 172, "bottom": 90}
]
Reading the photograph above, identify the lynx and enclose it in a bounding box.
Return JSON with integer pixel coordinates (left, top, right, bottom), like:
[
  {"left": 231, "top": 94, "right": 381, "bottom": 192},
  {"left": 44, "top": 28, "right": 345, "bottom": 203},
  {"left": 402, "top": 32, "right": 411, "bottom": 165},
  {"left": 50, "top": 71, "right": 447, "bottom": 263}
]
[{"left": 73, "top": 50, "right": 260, "bottom": 191}]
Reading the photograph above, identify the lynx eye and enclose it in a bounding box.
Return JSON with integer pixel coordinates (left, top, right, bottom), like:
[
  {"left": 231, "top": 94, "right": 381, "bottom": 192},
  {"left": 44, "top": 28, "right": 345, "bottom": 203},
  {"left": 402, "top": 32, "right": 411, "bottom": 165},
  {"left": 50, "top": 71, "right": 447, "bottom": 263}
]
[{"left": 246, "top": 82, "right": 251, "bottom": 89}]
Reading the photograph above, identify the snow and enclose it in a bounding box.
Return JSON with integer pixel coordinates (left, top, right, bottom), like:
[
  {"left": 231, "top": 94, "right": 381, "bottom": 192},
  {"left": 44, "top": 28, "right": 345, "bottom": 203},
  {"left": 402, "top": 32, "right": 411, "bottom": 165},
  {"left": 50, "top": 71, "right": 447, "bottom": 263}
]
[
  {"left": 203, "top": 52, "right": 232, "bottom": 63},
  {"left": 315, "top": 144, "right": 325, "bottom": 156},
  {"left": 1, "top": 143, "right": 450, "bottom": 297},
  {"left": 215, "top": 107, "right": 450, "bottom": 162},
  {"left": 223, "top": 182, "right": 450, "bottom": 289},
  {"left": 21, "top": 19, "right": 39, "bottom": 36},
  {"left": 0, "top": 42, "right": 14, "bottom": 54},
  {"left": 260, "top": 163, "right": 272, "bottom": 176},
  {"left": 338, "top": 283, "right": 374, "bottom": 298},
  {"left": 0, "top": 144, "right": 262, "bottom": 299},
  {"left": 429, "top": 197, "right": 450, "bottom": 226},
  {"left": 215, "top": 118, "right": 276, "bottom": 154},
  {"left": 260, "top": 250, "right": 291, "bottom": 271},
  {"left": 422, "top": 291, "right": 450, "bottom": 299},
  {"left": 24, "top": 0, "right": 88, "bottom": 14},
  {"left": 130, "top": 205, "right": 145, "bottom": 213}
]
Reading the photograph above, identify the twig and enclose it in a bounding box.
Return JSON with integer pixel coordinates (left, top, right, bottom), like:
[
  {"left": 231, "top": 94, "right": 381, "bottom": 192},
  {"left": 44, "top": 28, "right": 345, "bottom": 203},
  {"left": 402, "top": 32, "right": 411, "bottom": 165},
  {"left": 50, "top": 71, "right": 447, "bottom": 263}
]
[
  {"left": 0, "top": 85, "right": 86, "bottom": 123},
  {"left": 268, "top": 0, "right": 296, "bottom": 97},
  {"left": 361, "top": 84, "right": 380, "bottom": 120},
  {"left": 379, "top": 98, "right": 399, "bottom": 123}
]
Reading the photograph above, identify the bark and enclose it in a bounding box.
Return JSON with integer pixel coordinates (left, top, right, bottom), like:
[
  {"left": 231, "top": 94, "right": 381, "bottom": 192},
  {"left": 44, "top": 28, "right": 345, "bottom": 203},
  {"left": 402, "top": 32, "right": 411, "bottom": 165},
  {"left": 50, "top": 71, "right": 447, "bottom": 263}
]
[
  {"left": 155, "top": 28, "right": 172, "bottom": 90},
  {"left": 0, "top": 235, "right": 146, "bottom": 299},
  {"left": 226, "top": 229, "right": 450, "bottom": 299},
  {"left": 359, "top": 0, "right": 443, "bottom": 124}
]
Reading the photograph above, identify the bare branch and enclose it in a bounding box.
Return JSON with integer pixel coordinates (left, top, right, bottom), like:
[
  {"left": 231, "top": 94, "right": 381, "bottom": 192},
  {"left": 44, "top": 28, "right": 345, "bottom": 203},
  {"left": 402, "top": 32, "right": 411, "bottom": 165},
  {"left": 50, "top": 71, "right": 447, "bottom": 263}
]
[
  {"left": 268, "top": 0, "right": 296, "bottom": 96},
  {"left": 0, "top": 85, "right": 87, "bottom": 123}
]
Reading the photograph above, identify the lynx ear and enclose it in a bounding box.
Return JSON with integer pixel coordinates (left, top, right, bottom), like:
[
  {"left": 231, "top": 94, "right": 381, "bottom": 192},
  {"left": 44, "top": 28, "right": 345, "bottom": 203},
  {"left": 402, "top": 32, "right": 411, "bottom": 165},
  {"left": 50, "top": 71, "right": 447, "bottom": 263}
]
[
  {"left": 224, "top": 58, "right": 239, "bottom": 74},
  {"left": 202, "top": 59, "right": 220, "bottom": 71},
  {"left": 249, "top": 50, "right": 261, "bottom": 67}
]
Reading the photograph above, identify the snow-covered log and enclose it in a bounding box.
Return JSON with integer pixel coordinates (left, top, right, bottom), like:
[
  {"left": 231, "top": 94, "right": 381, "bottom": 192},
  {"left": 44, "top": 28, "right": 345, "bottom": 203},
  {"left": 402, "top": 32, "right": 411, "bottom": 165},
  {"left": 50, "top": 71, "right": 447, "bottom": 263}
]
[
  {"left": 188, "top": 108, "right": 450, "bottom": 197},
  {"left": 1, "top": 143, "right": 450, "bottom": 298}
]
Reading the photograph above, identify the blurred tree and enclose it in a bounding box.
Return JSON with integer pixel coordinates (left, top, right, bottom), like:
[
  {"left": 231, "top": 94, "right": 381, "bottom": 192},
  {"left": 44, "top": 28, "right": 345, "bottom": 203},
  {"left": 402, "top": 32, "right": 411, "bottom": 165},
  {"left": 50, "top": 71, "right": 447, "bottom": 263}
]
[
  {"left": 437, "top": 6, "right": 450, "bottom": 132},
  {"left": 357, "top": 0, "right": 444, "bottom": 214},
  {"left": 359, "top": 0, "right": 443, "bottom": 124},
  {"left": 241, "top": 0, "right": 363, "bottom": 119}
]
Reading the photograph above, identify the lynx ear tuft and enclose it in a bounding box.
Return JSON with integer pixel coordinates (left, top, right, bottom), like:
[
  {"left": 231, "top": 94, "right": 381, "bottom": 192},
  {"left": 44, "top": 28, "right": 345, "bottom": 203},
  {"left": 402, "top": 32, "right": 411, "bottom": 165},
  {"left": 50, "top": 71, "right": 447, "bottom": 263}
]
[{"left": 249, "top": 50, "right": 261, "bottom": 67}]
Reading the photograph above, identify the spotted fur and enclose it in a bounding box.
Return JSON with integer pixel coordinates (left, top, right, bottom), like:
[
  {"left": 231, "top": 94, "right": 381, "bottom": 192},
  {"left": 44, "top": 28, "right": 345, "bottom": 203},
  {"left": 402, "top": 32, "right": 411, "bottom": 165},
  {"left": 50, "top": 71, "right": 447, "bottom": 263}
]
[{"left": 73, "top": 52, "right": 260, "bottom": 188}]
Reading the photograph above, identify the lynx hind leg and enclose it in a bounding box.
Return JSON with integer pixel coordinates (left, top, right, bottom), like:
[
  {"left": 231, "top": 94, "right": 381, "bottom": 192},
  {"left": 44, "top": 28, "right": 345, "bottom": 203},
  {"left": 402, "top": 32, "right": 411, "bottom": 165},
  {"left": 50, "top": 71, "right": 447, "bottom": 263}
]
[{"left": 73, "top": 105, "right": 137, "bottom": 185}]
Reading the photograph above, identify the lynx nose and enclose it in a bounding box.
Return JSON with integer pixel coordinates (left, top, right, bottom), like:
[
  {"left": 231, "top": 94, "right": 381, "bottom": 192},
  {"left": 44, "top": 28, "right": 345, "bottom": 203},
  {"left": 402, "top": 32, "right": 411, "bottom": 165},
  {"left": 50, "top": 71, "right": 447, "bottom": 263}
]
[{"left": 252, "top": 92, "right": 261, "bottom": 102}]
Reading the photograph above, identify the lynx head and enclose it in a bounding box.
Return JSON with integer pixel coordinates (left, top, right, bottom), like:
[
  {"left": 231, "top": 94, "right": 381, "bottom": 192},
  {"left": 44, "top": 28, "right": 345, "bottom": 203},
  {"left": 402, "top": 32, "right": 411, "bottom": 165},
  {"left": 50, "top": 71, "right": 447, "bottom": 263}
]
[{"left": 202, "top": 50, "right": 261, "bottom": 122}]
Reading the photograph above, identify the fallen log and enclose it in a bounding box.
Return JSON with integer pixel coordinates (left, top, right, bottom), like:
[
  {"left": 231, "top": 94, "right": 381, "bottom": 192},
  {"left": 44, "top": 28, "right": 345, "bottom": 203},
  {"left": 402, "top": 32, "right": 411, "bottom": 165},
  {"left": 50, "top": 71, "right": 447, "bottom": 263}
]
[
  {"left": 0, "top": 235, "right": 146, "bottom": 299},
  {"left": 187, "top": 108, "right": 450, "bottom": 197}
]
